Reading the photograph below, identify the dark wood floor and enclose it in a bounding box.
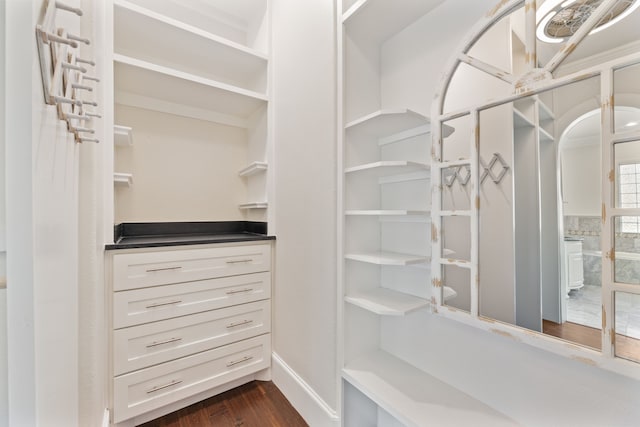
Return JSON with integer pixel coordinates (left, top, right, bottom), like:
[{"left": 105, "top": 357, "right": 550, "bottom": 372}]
[
  {"left": 543, "top": 320, "right": 640, "bottom": 362},
  {"left": 139, "top": 381, "right": 308, "bottom": 427}
]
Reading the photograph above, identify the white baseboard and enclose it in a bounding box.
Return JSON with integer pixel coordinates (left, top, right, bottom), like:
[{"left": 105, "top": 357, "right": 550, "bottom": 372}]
[{"left": 271, "top": 353, "right": 340, "bottom": 427}]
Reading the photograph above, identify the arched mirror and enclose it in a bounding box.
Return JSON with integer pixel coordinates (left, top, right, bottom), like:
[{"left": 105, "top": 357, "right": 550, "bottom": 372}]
[{"left": 432, "top": 0, "right": 640, "bottom": 367}]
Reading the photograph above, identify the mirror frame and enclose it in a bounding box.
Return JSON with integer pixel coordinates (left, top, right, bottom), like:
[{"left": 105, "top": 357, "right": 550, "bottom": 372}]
[{"left": 431, "top": 0, "right": 640, "bottom": 379}]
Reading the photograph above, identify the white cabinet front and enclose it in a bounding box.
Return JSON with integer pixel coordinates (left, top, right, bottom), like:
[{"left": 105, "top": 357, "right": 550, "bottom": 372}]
[
  {"left": 113, "top": 244, "right": 271, "bottom": 291},
  {"left": 113, "top": 271, "right": 271, "bottom": 328},
  {"left": 113, "top": 299, "right": 271, "bottom": 375},
  {"left": 112, "top": 334, "right": 270, "bottom": 423}
]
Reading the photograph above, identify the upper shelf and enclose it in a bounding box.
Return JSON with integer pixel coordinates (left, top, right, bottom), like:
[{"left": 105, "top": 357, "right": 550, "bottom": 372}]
[
  {"left": 114, "top": 54, "right": 267, "bottom": 128},
  {"left": 114, "top": 0, "right": 268, "bottom": 94},
  {"left": 346, "top": 109, "right": 430, "bottom": 137},
  {"left": 343, "top": 0, "right": 445, "bottom": 46},
  {"left": 345, "top": 160, "right": 429, "bottom": 176},
  {"left": 121, "top": 0, "right": 268, "bottom": 53}
]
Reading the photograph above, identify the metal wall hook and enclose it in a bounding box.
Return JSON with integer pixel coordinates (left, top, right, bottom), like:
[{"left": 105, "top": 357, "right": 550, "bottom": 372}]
[{"left": 480, "top": 153, "right": 510, "bottom": 184}]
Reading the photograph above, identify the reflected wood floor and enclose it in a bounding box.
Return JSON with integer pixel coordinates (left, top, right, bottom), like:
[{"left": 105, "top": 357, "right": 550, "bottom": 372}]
[
  {"left": 139, "top": 381, "right": 308, "bottom": 427},
  {"left": 543, "top": 320, "right": 640, "bottom": 362}
]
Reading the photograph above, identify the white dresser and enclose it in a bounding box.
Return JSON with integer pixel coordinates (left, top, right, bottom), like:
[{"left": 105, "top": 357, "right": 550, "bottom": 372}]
[
  {"left": 564, "top": 239, "right": 584, "bottom": 295},
  {"left": 107, "top": 241, "right": 272, "bottom": 425}
]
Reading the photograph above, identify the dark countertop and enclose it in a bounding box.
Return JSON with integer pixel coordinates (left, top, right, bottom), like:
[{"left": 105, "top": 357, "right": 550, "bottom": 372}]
[{"left": 105, "top": 221, "right": 275, "bottom": 250}]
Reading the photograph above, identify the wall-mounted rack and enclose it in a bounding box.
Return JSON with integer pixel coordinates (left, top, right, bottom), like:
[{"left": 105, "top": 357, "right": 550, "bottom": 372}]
[{"left": 36, "top": 0, "right": 100, "bottom": 143}]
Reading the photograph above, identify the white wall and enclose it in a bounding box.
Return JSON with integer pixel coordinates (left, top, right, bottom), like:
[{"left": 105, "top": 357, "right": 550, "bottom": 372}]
[
  {"left": 271, "top": 0, "right": 338, "bottom": 421},
  {"left": 6, "top": 0, "right": 82, "bottom": 425},
  {"left": 113, "top": 105, "right": 248, "bottom": 223},
  {"left": 0, "top": 0, "right": 8, "bottom": 424}
]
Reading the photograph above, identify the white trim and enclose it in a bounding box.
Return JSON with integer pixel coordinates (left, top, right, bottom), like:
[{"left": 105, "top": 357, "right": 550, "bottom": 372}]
[
  {"left": 271, "top": 353, "right": 340, "bottom": 427},
  {"left": 102, "top": 409, "right": 109, "bottom": 427}
]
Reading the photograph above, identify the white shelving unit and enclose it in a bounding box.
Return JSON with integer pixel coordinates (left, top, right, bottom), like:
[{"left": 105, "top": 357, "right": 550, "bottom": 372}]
[
  {"left": 114, "top": 125, "right": 133, "bottom": 146},
  {"left": 345, "top": 251, "right": 429, "bottom": 266},
  {"left": 109, "top": 0, "right": 272, "bottom": 230},
  {"left": 339, "top": 2, "right": 448, "bottom": 424},
  {"left": 113, "top": 172, "right": 133, "bottom": 187},
  {"left": 344, "top": 288, "right": 429, "bottom": 316},
  {"left": 343, "top": 351, "right": 518, "bottom": 427},
  {"left": 238, "top": 162, "right": 268, "bottom": 177}
]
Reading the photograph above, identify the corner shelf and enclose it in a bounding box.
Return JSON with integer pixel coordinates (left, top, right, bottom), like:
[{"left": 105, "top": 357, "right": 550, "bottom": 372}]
[
  {"left": 342, "top": 351, "right": 518, "bottom": 427},
  {"left": 513, "top": 108, "right": 534, "bottom": 128},
  {"left": 114, "top": 54, "right": 267, "bottom": 127},
  {"left": 345, "top": 109, "right": 430, "bottom": 137},
  {"left": 345, "top": 288, "right": 429, "bottom": 316},
  {"left": 114, "top": 125, "right": 133, "bottom": 146},
  {"left": 238, "top": 202, "right": 268, "bottom": 210},
  {"left": 345, "top": 161, "right": 429, "bottom": 176},
  {"left": 238, "top": 162, "right": 268, "bottom": 177},
  {"left": 114, "top": 0, "right": 268, "bottom": 93},
  {"left": 113, "top": 173, "right": 133, "bottom": 187},
  {"left": 345, "top": 251, "right": 429, "bottom": 266},
  {"left": 345, "top": 210, "right": 430, "bottom": 216}
]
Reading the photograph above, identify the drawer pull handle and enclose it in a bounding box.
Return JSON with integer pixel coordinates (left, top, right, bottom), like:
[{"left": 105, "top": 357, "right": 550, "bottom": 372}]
[
  {"left": 226, "top": 355, "right": 253, "bottom": 367},
  {"left": 226, "top": 319, "right": 253, "bottom": 329},
  {"left": 146, "top": 379, "right": 182, "bottom": 394},
  {"left": 226, "top": 259, "right": 253, "bottom": 264},
  {"left": 146, "top": 337, "right": 182, "bottom": 348},
  {"left": 226, "top": 288, "right": 253, "bottom": 295},
  {"left": 146, "top": 266, "right": 182, "bottom": 273},
  {"left": 146, "top": 300, "right": 182, "bottom": 309}
]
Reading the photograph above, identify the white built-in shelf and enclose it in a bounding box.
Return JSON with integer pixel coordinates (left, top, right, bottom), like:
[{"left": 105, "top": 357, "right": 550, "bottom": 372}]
[
  {"left": 537, "top": 99, "right": 555, "bottom": 121},
  {"left": 343, "top": 0, "right": 443, "bottom": 46},
  {"left": 343, "top": 351, "right": 518, "bottom": 427},
  {"left": 114, "top": 54, "right": 267, "bottom": 128},
  {"left": 345, "top": 161, "right": 429, "bottom": 176},
  {"left": 346, "top": 109, "right": 430, "bottom": 137},
  {"left": 345, "top": 288, "right": 429, "bottom": 316},
  {"left": 345, "top": 210, "right": 430, "bottom": 216},
  {"left": 239, "top": 202, "right": 268, "bottom": 210},
  {"left": 114, "top": 0, "right": 268, "bottom": 93},
  {"left": 238, "top": 162, "right": 268, "bottom": 177},
  {"left": 114, "top": 125, "right": 133, "bottom": 146},
  {"left": 539, "top": 127, "right": 554, "bottom": 142},
  {"left": 345, "top": 251, "right": 429, "bottom": 266},
  {"left": 113, "top": 173, "right": 133, "bottom": 187},
  {"left": 513, "top": 108, "right": 534, "bottom": 128}
]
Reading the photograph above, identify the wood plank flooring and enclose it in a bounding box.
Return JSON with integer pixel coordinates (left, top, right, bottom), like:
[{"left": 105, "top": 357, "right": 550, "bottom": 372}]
[
  {"left": 543, "top": 320, "right": 640, "bottom": 362},
  {"left": 139, "top": 381, "right": 308, "bottom": 427}
]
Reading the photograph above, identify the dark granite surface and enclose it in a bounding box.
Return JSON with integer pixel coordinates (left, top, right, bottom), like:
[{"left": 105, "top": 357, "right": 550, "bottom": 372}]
[{"left": 105, "top": 221, "right": 274, "bottom": 250}]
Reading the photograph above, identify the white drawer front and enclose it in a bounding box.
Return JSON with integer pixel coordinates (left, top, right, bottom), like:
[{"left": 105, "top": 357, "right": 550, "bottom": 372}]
[
  {"left": 113, "top": 244, "right": 271, "bottom": 291},
  {"left": 114, "top": 300, "right": 270, "bottom": 375},
  {"left": 113, "top": 334, "right": 270, "bottom": 423},
  {"left": 113, "top": 272, "right": 270, "bottom": 328}
]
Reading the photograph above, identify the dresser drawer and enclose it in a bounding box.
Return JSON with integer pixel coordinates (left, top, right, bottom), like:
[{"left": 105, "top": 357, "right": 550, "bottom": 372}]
[
  {"left": 114, "top": 300, "right": 270, "bottom": 375},
  {"left": 113, "top": 272, "right": 270, "bottom": 328},
  {"left": 113, "top": 244, "right": 271, "bottom": 291},
  {"left": 113, "top": 334, "right": 270, "bottom": 423}
]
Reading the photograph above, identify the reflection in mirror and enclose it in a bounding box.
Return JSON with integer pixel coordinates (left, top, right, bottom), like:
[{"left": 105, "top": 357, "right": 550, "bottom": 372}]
[
  {"left": 536, "top": 0, "right": 640, "bottom": 77},
  {"left": 615, "top": 292, "right": 640, "bottom": 363},
  {"left": 614, "top": 216, "right": 640, "bottom": 285},
  {"left": 441, "top": 115, "right": 471, "bottom": 164},
  {"left": 476, "top": 77, "right": 604, "bottom": 348},
  {"left": 615, "top": 141, "right": 640, "bottom": 210},
  {"left": 442, "top": 216, "right": 470, "bottom": 262},
  {"left": 441, "top": 168, "right": 470, "bottom": 212},
  {"left": 443, "top": 265, "right": 470, "bottom": 313},
  {"left": 614, "top": 63, "right": 640, "bottom": 134}
]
